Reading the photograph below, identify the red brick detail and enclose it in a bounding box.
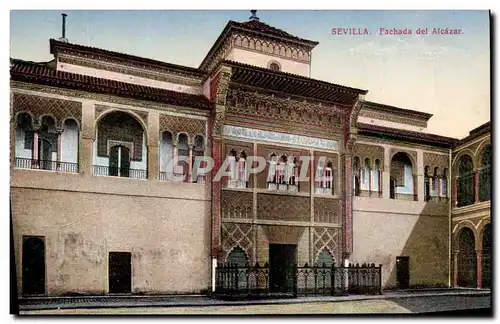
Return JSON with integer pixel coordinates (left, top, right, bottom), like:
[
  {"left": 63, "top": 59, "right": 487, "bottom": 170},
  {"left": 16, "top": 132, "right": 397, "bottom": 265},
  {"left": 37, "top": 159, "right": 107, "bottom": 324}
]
[
  {"left": 344, "top": 154, "right": 353, "bottom": 254},
  {"left": 211, "top": 138, "right": 222, "bottom": 260}
]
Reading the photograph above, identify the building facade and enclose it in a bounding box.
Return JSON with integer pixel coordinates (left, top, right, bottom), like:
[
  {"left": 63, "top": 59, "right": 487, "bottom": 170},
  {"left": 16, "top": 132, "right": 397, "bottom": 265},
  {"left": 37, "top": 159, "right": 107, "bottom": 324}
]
[{"left": 10, "top": 13, "right": 491, "bottom": 297}]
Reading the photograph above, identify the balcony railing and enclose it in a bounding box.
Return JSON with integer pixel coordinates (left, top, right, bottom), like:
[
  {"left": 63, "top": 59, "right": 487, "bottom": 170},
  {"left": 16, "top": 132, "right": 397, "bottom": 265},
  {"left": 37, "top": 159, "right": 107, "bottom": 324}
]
[
  {"left": 93, "top": 165, "right": 147, "bottom": 179},
  {"left": 14, "top": 157, "right": 78, "bottom": 173}
]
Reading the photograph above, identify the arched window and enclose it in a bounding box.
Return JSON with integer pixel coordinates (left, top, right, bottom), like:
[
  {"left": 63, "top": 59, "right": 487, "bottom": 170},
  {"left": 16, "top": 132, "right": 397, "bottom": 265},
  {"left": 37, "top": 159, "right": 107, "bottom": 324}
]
[
  {"left": 287, "top": 157, "right": 299, "bottom": 192},
  {"left": 226, "top": 149, "right": 238, "bottom": 188},
  {"left": 38, "top": 116, "right": 58, "bottom": 171},
  {"left": 442, "top": 168, "right": 448, "bottom": 198},
  {"left": 226, "top": 246, "right": 249, "bottom": 267},
  {"left": 60, "top": 119, "right": 79, "bottom": 172},
  {"left": 433, "top": 167, "right": 440, "bottom": 198},
  {"left": 457, "top": 155, "right": 474, "bottom": 207},
  {"left": 353, "top": 157, "right": 360, "bottom": 196},
  {"left": 159, "top": 131, "right": 173, "bottom": 181},
  {"left": 236, "top": 151, "right": 248, "bottom": 188},
  {"left": 94, "top": 111, "right": 147, "bottom": 179},
  {"left": 176, "top": 133, "right": 189, "bottom": 182},
  {"left": 424, "top": 166, "right": 431, "bottom": 202},
  {"left": 315, "top": 159, "right": 334, "bottom": 195},
  {"left": 479, "top": 145, "right": 491, "bottom": 202},
  {"left": 373, "top": 159, "right": 381, "bottom": 194},
  {"left": 192, "top": 135, "right": 205, "bottom": 184},
  {"left": 267, "top": 153, "right": 278, "bottom": 190},
  {"left": 362, "top": 158, "right": 371, "bottom": 192},
  {"left": 277, "top": 155, "right": 287, "bottom": 187},
  {"left": 390, "top": 152, "right": 415, "bottom": 200}
]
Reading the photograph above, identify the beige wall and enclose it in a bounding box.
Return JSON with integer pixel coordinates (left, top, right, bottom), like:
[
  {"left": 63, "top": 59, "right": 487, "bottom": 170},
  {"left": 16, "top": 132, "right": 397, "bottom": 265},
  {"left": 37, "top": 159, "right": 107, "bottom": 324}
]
[
  {"left": 57, "top": 61, "right": 203, "bottom": 95},
  {"left": 226, "top": 48, "right": 310, "bottom": 77},
  {"left": 352, "top": 196, "right": 449, "bottom": 288},
  {"left": 11, "top": 170, "right": 211, "bottom": 296}
]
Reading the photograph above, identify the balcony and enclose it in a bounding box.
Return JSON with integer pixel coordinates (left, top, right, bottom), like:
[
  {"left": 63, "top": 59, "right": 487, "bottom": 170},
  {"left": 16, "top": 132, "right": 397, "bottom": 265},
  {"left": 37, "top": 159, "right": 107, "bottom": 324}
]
[
  {"left": 93, "top": 165, "right": 147, "bottom": 179},
  {"left": 14, "top": 157, "right": 78, "bottom": 173}
]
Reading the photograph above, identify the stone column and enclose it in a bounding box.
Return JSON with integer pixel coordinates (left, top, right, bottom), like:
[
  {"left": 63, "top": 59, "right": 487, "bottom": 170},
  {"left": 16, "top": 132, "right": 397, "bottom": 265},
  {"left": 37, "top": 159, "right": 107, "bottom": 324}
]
[
  {"left": 32, "top": 132, "right": 39, "bottom": 168},
  {"left": 453, "top": 250, "right": 459, "bottom": 287},
  {"left": 211, "top": 137, "right": 222, "bottom": 261},
  {"left": 56, "top": 128, "right": 63, "bottom": 171},
  {"left": 147, "top": 111, "right": 159, "bottom": 181},
  {"left": 417, "top": 150, "right": 424, "bottom": 201},
  {"left": 474, "top": 169, "right": 479, "bottom": 203},
  {"left": 383, "top": 146, "right": 391, "bottom": 199},
  {"left": 453, "top": 176, "right": 459, "bottom": 207},
  {"left": 343, "top": 152, "right": 353, "bottom": 255},
  {"left": 476, "top": 250, "right": 482, "bottom": 289},
  {"left": 80, "top": 101, "right": 95, "bottom": 177}
]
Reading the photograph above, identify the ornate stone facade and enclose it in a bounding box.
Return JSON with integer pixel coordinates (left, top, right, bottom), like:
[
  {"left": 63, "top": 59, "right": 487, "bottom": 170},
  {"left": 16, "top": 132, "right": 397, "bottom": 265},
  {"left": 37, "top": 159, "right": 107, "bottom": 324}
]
[
  {"left": 159, "top": 114, "right": 206, "bottom": 144},
  {"left": 313, "top": 227, "right": 341, "bottom": 262},
  {"left": 314, "top": 198, "right": 341, "bottom": 223},
  {"left": 423, "top": 152, "right": 450, "bottom": 173},
  {"left": 12, "top": 92, "right": 82, "bottom": 129},
  {"left": 353, "top": 143, "right": 385, "bottom": 169},
  {"left": 221, "top": 222, "right": 255, "bottom": 262},
  {"left": 257, "top": 194, "right": 310, "bottom": 222}
]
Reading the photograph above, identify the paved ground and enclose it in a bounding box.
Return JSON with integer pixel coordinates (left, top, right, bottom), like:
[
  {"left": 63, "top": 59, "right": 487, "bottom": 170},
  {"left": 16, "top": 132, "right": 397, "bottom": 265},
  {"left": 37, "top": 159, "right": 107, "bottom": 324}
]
[
  {"left": 19, "top": 295, "right": 491, "bottom": 315},
  {"left": 17, "top": 289, "right": 491, "bottom": 315}
]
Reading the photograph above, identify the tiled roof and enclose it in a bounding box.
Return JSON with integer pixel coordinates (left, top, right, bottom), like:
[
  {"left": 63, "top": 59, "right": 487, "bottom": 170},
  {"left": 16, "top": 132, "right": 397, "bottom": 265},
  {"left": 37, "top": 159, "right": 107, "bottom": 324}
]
[
  {"left": 10, "top": 59, "right": 213, "bottom": 110},
  {"left": 222, "top": 60, "right": 367, "bottom": 105},
  {"left": 230, "top": 20, "right": 319, "bottom": 46},
  {"left": 50, "top": 39, "right": 207, "bottom": 78},
  {"left": 357, "top": 122, "right": 459, "bottom": 148}
]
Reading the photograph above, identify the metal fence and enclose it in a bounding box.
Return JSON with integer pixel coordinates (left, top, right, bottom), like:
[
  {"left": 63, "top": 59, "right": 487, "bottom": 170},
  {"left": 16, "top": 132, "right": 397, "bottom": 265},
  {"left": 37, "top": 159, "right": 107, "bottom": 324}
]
[
  {"left": 214, "top": 262, "right": 382, "bottom": 300},
  {"left": 14, "top": 157, "right": 79, "bottom": 173},
  {"left": 93, "top": 165, "right": 147, "bottom": 179}
]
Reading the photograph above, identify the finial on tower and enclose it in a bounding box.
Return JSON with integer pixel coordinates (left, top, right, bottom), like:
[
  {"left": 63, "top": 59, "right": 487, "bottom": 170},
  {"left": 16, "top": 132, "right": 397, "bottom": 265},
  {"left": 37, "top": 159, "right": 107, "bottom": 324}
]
[{"left": 249, "top": 10, "right": 259, "bottom": 21}]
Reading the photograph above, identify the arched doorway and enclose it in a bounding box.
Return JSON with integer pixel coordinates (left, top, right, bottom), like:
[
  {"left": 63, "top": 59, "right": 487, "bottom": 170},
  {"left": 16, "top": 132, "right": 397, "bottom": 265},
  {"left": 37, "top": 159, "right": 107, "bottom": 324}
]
[
  {"left": 457, "top": 227, "right": 476, "bottom": 287},
  {"left": 481, "top": 224, "right": 491, "bottom": 288}
]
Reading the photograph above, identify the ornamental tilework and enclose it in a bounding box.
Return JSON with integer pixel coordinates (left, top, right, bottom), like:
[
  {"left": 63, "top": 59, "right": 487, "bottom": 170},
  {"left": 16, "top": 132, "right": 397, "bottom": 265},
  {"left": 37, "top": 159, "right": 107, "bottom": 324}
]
[
  {"left": 12, "top": 92, "right": 82, "bottom": 128},
  {"left": 221, "top": 191, "right": 253, "bottom": 220},
  {"left": 313, "top": 227, "right": 340, "bottom": 262},
  {"left": 159, "top": 114, "right": 206, "bottom": 144},
  {"left": 223, "top": 125, "right": 339, "bottom": 151},
  {"left": 222, "top": 222, "right": 254, "bottom": 263},
  {"left": 257, "top": 194, "right": 310, "bottom": 222}
]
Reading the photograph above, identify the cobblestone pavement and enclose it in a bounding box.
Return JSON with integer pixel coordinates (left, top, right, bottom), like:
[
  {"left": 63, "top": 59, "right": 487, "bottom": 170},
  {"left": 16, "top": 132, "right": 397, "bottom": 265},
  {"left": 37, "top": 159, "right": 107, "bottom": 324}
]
[{"left": 19, "top": 295, "right": 491, "bottom": 315}]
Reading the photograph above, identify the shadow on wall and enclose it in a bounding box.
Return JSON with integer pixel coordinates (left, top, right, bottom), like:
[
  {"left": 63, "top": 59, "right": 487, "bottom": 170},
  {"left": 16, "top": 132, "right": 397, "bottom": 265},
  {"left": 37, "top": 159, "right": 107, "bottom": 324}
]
[{"left": 383, "top": 201, "right": 449, "bottom": 289}]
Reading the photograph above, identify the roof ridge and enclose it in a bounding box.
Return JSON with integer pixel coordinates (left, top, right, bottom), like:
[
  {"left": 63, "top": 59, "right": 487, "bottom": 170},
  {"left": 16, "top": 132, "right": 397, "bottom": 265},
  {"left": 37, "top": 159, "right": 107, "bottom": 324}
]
[{"left": 10, "top": 59, "right": 213, "bottom": 110}]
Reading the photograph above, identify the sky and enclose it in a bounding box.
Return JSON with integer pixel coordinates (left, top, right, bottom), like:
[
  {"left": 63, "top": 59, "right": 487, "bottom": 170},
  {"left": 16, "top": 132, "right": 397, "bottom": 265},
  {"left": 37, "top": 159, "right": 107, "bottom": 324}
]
[{"left": 9, "top": 10, "right": 490, "bottom": 138}]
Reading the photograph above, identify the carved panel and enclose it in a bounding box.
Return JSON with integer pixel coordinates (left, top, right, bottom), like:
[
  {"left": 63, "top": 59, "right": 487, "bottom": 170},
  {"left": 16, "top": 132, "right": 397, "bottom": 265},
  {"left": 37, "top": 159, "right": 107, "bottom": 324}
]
[
  {"left": 314, "top": 198, "right": 341, "bottom": 223},
  {"left": 12, "top": 92, "right": 82, "bottom": 128},
  {"left": 353, "top": 143, "right": 385, "bottom": 169},
  {"left": 423, "top": 152, "right": 450, "bottom": 174},
  {"left": 313, "top": 227, "right": 341, "bottom": 262},
  {"left": 222, "top": 222, "right": 255, "bottom": 263},
  {"left": 226, "top": 88, "right": 344, "bottom": 133},
  {"left": 95, "top": 105, "right": 148, "bottom": 127},
  {"left": 159, "top": 114, "right": 206, "bottom": 144},
  {"left": 232, "top": 33, "right": 312, "bottom": 63},
  {"left": 221, "top": 191, "right": 253, "bottom": 219},
  {"left": 261, "top": 225, "right": 305, "bottom": 245},
  {"left": 257, "top": 194, "right": 310, "bottom": 222}
]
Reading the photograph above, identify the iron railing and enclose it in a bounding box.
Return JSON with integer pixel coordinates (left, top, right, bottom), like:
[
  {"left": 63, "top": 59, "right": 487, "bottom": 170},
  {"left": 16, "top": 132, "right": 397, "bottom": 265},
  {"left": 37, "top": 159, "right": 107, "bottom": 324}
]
[
  {"left": 214, "top": 262, "right": 382, "bottom": 300},
  {"left": 93, "top": 165, "right": 147, "bottom": 179},
  {"left": 14, "top": 157, "right": 78, "bottom": 173}
]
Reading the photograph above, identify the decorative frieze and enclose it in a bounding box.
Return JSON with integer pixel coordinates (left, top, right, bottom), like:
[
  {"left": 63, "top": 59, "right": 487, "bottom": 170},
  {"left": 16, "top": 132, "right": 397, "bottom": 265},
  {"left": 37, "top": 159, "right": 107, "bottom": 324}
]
[
  {"left": 257, "top": 194, "right": 310, "bottom": 222},
  {"left": 424, "top": 152, "right": 450, "bottom": 173},
  {"left": 221, "top": 191, "right": 253, "bottom": 220},
  {"left": 314, "top": 198, "right": 341, "bottom": 224},
  {"left": 226, "top": 88, "right": 344, "bottom": 131},
  {"left": 12, "top": 92, "right": 82, "bottom": 128},
  {"left": 353, "top": 143, "right": 385, "bottom": 168},
  {"left": 159, "top": 114, "right": 206, "bottom": 144},
  {"left": 223, "top": 125, "right": 339, "bottom": 151}
]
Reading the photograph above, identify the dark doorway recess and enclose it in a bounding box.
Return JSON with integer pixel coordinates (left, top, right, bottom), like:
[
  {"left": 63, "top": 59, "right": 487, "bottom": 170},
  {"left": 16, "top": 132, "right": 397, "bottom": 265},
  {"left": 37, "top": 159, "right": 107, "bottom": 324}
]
[
  {"left": 22, "top": 236, "right": 45, "bottom": 296},
  {"left": 109, "top": 252, "right": 132, "bottom": 294},
  {"left": 396, "top": 256, "right": 410, "bottom": 289},
  {"left": 269, "top": 244, "right": 297, "bottom": 294}
]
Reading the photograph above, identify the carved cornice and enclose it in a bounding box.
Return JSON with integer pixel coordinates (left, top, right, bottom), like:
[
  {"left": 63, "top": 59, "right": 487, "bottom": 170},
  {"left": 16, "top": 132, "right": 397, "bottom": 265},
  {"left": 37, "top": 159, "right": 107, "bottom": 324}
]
[
  {"left": 232, "top": 33, "right": 311, "bottom": 64},
  {"left": 359, "top": 108, "right": 427, "bottom": 128},
  {"left": 58, "top": 55, "right": 203, "bottom": 87}
]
